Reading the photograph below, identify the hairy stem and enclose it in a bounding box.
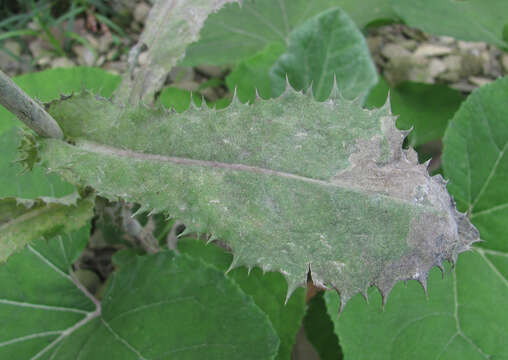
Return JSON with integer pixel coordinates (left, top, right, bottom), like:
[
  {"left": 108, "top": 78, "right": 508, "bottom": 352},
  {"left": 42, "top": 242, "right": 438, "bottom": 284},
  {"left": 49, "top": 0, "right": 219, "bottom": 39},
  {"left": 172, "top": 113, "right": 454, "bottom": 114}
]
[{"left": 0, "top": 70, "right": 63, "bottom": 139}]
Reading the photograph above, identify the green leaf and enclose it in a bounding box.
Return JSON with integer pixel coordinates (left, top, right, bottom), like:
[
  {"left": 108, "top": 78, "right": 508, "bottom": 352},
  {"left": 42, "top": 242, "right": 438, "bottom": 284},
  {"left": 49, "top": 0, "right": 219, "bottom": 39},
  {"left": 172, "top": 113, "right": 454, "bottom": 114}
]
[
  {"left": 178, "top": 238, "right": 306, "bottom": 360},
  {"left": 116, "top": 0, "right": 238, "bottom": 104},
  {"left": 443, "top": 76, "right": 508, "bottom": 252},
  {"left": 183, "top": 0, "right": 397, "bottom": 66},
  {"left": 325, "top": 249, "right": 508, "bottom": 359},
  {"left": 0, "top": 194, "right": 94, "bottom": 263},
  {"left": 0, "top": 235, "right": 279, "bottom": 359},
  {"left": 392, "top": 0, "right": 508, "bottom": 50},
  {"left": 226, "top": 43, "right": 286, "bottom": 103},
  {"left": 366, "top": 79, "right": 464, "bottom": 147},
  {"left": 303, "top": 292, "right": 342, "bottom": 360},
  {"left": 33, "top": 85, "right": 478, "bottom": 308},
  {"left": 270, "top": 8, "right": 378, "bottom": 101},
  {"left": 0, "top": 67, "right": 121, "bottom": 132},
  {"left": 157, "top": 87, "right": 230, "bottom": 112}
]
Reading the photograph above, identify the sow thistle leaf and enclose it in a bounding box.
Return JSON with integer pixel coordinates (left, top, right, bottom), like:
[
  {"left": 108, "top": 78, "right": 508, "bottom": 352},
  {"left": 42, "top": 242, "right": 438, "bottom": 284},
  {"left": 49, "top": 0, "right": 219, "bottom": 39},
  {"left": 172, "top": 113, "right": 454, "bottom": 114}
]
[
  {"left": 0, "top": 232, "right": 278, "bottom": 359},
  {"left": 0, "top": 194, "right": 93, "bottom": 263},
  {"left": 34, "top": 86, "right": 478, "bottom": 308}
]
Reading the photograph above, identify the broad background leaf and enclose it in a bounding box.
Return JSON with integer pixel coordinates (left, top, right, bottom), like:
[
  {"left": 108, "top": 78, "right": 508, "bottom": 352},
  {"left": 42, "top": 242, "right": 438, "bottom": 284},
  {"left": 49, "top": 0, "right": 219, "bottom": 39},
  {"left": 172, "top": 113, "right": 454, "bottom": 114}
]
[
  {"left": 443, "top": 76, "right": 508, "bottom": 251},
  {"left": 183, "top": 0, "right": 396, "bottom": 66},
  {"left": 0, "top": 196, "right": 93, "bottom": 263},
  {"left": 0, "top": 233, "right": 279, "bottom": 359},
  {"left": 325, "top": 252, "right": 508, "bottom": 359},
  {"left": 392, "top": 0, "right": 508, "bottom": 50},
  {"left": 270, "top": 8, "right": 378, "bottom": 101},
  {"left": 178, "top": 238, "right": 306, "bottom": 360}
]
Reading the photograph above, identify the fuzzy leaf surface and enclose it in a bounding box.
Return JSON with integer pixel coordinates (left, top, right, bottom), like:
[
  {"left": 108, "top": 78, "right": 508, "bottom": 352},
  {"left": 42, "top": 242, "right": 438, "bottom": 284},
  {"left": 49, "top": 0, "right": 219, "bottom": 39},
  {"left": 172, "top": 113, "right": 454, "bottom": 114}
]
[
  {"left": 443, "top": 77, "right": 508, "bottom": 251},
  {"left": 183, "top": 0, "right": 395, "bottom": 66},
  {"left": 392, "top": 0, "right": 508, "bottom": 49},
  {"left": 270, "top": 8, "right": 378, "bottom": 101},
  {"left": 0, "top": 235, "right": 278, "bottom": 359},
  {"left": 0, "top": 195, "right": 93, "bottom": 263},
  {"left": 326, "top": 250, "right": 508, "bottom": 359},
  {"left": 116, "top": 0, "right": 238, "bottom": 104},
  {"left": 36, "top": 88, "right": 478, "bottom": 307}
]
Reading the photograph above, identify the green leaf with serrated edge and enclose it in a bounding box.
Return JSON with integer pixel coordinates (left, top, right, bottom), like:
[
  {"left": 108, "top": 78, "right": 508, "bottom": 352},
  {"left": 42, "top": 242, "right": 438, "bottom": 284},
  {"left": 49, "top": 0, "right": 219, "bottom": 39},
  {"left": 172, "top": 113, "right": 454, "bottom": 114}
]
[
  {"left": 325, "top": 250, "right": 508, "bottom": 359},
  {"left": 0, "top": 68, "right": 121, "bottom": 198},
  {"left": 226, "top": 43, "right": 286, "bottom": 103},
  {"left": 182, "top": 0, "right": 397, "bottom": 66},
  {"left": 0, "top": 237, "right": 279, "bottom": 359},
  {"left": 178, "top": 238, "right": 305, "bottom": 360},
  {"left": 34, "top": 84, "right": 478, "bottom": 308},
  {"left": 303, "top": 292, "right": 343, "bottom": 360},
  {"left": 366, "top": 78, "right": 464, "bottom": 148},
  {"left": 443, "top": 77, "right": 508, "bottom": 252},
  {"left": 392, "top": 0, "right": 508, "bottom": 50},
  {"left": 0, "top": 194, "right": 94, "bottom": 263},
  {"left": 270, "top": 8, "right": 378, "bottom": 101},
  {"left": 116, "top": 0, "right": 238, "bottom": 105}
]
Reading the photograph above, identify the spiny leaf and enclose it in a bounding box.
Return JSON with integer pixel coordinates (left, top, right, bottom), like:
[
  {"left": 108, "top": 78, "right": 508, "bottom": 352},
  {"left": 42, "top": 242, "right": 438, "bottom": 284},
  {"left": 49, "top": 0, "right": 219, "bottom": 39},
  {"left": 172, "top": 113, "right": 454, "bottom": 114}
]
[
  {"left": 33, "top": 85, "right": 478, "bottom": 309},
  {"left": 0, "top": 234, "right": 279, "bottom": 359},
  {"left": 116, "top": 0, "right": 238, "bottom": 105},
  {"left": 0, "top": 194, "right": 94, "bottom": 263}
]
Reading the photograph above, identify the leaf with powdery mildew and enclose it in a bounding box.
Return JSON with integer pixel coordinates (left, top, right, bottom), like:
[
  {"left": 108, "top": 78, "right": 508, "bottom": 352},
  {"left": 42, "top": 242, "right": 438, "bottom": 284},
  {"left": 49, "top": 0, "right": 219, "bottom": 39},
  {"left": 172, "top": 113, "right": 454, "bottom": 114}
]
[
  {"left": 32, "top": 84, "right": 478, "bottom": 309},
  {"left": 0, "top": 194, "right": 94, "bottom": 263}
]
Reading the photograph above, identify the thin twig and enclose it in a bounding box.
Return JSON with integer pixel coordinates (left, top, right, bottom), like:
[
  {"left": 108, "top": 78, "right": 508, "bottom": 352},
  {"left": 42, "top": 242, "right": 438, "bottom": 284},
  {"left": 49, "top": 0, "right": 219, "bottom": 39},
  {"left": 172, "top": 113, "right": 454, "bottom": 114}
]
[{"left": 0, "top": 70, "right": 63, "bottom": 139}]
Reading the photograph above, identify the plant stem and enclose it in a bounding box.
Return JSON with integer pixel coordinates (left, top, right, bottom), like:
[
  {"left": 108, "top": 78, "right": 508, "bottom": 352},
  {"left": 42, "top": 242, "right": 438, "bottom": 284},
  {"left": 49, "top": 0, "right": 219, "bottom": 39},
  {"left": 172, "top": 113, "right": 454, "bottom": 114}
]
[{"left": 0, "top": 70, "right": 63, "bottom": 139}]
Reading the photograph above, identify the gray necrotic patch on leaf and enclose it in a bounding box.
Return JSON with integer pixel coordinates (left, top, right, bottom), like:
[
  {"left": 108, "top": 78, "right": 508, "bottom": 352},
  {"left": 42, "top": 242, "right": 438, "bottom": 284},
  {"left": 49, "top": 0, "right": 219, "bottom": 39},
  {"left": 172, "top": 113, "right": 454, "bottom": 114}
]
[{"left": 34, "top": 84, "right": 478, "bottom": 310}]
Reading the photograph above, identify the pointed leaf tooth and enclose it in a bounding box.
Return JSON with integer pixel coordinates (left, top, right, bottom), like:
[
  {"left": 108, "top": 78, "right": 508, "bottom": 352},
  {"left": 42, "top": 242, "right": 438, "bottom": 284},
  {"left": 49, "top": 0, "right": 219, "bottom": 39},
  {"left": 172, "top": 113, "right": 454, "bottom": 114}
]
[
  {"left": 304, "top": 81, "right": 314, "bottom": 97},
  {"left": 284, "top": 276, "right": 304, "bottom": 305},
  {"left": 329, "top": 74, "right": 341, "bottom": 100},
  {"left": 226, "top": 254, "right": 241, "bottom": 274},
  {"left": 416, "top": 274, "right": 429, "bottom": 296}
]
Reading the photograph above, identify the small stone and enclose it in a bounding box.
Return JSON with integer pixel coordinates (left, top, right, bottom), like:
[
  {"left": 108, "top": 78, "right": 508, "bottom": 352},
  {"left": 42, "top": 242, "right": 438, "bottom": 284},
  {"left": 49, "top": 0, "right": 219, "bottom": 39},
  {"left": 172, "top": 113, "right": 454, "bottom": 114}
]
[
  {"left": 399, "top": 40, "right": 418, "bottom": 51},
  {"left": 174, "top": 81, "right": 200, "bottom": 92},
  {"left": 37, "top": 56, "right": 51, "bottom": 66},
  {"left": 51, "top": 57, "right": 75, "bottom": 68},
  {"left": 469, "top": 76, "right": 493, "bottom": 87},
  {"left": 458, "top": 41, "right": 487, "bottom": 54},
  {"left": 367, "top": 36, "right": 383, "bottom": 53},
  {"left": 428, "top": 59, "right": 447, "bottom": 78},
  {"left": 103, "top": 61, "right": 127, "bottom": 74},
  {"left": 138, "top": 51, "right": 150, "bottom": 66},
  {"left": 134, "top": 2, "right": 151, "bottom": 23},
  {"left": 450, "top": 81, "right": 477, "bottom": 93},
  {"left": 4, "top": 41, "right": 21, "bottom": 56},
  {"left": 502, "top": 54, "right": 508, "bottom": 73},
  {"left": 28, "top": 39, "right": 44, "bottom": 58},
  {"left": 438, "top": 36, "right": 456, "bottom": 45},
  {"left": 461, "top": 53, "right": 483, "bottom": 76},
  {"left": 98, "top": 32, "right": 114, "bottom": 53},
  {"left": 106, "top": 49, "right": 118, "bottom": 61},
  {"left": 196, "top": 65, "right": 224, "bottom": 78},
  {"left": 413, "top": 44, "right": 452, "bottom": 57},
  {"left": 73, "top": 45, "right": 96, "bottom": 66},
  {"left": 200, "top": 87, "right": 219, "bottom": 101},
  {"left": 96, "top": 55, "right": 106, "bottom": 67},
  {"left": 169, "top": 67, "right": 195, "bottom": 82},
  {"left": 85, "top": 35, "right": 99, "bottom": 48},
  {"left": 381, "top": 44, "right": 412, "bottom": 60},
  {"left": 443, "top": 55, "right": 462, "bottom": 72}
]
